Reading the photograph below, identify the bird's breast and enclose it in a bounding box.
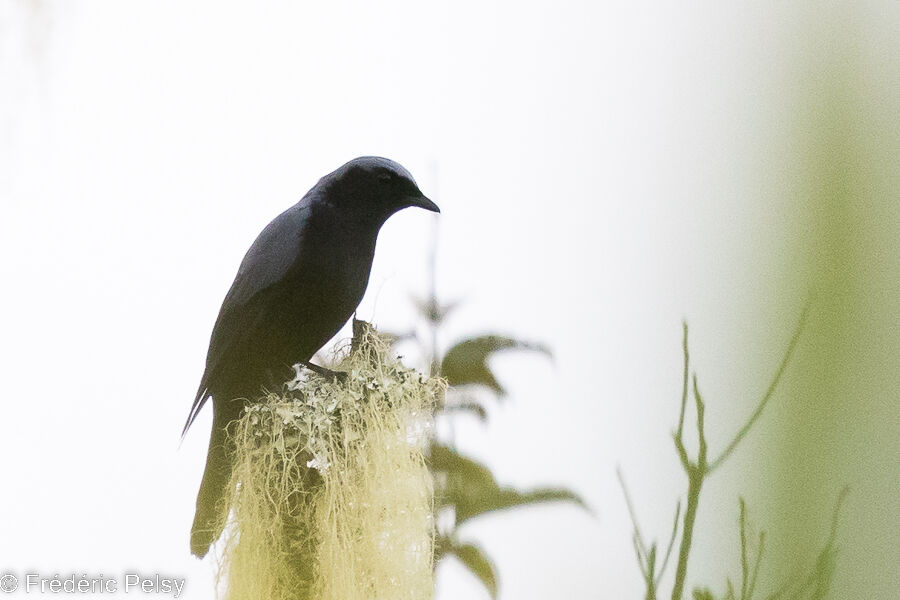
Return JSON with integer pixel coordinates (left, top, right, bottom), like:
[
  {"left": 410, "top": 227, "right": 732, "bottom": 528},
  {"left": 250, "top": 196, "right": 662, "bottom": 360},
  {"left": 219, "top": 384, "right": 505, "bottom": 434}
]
[{"left": 272, "top": 228, "right": 377, "bottom": 346}]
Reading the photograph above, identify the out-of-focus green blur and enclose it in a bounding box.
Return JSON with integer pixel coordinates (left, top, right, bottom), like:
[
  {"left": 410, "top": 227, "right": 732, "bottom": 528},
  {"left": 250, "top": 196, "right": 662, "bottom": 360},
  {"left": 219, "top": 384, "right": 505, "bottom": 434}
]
[{"left": 759, "top": 7, "right": 900, "bottom": 598}]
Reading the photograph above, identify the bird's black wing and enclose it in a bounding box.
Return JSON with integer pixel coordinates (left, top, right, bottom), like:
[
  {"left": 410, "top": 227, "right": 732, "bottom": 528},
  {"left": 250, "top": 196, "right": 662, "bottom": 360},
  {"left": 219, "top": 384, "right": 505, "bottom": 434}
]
[{"left": 183, "top": 201, "right": 312, "bottom": 436}]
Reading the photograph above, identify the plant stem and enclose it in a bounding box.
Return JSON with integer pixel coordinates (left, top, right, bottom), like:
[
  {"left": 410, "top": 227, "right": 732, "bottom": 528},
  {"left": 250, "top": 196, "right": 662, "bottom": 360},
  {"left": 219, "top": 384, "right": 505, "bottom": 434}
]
[
  {"left": 672, "top": 468, "right": 704, "bottom": 600},
  {"left": 672, "top": 373, "right": 708, "bottom": 600}
]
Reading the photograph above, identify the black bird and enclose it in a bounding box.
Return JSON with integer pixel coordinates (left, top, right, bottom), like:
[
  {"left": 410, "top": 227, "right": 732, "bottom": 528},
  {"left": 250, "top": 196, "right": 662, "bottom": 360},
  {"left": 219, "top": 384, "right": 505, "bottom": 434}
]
[{"left": 184, "top": 156, "right": 439, "bottom": 558}]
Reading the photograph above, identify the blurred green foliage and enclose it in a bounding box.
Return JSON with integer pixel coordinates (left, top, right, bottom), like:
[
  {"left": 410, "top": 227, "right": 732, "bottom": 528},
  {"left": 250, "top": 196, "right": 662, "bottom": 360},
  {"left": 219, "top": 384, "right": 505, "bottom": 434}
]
[{"left": 397, "top": 286, "right": 585, "bottom": 598}]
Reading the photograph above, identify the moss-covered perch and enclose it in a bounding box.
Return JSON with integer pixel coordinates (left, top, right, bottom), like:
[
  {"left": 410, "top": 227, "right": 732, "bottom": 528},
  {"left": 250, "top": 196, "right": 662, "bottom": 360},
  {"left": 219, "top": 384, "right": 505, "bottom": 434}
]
[{"left": 217, "top": 323, "right": 445, "bottom": 600}]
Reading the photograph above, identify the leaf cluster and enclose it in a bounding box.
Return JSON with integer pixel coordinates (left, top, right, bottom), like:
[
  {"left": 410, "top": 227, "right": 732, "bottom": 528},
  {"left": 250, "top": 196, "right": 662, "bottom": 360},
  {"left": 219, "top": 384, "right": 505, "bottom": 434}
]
[{"left": 397, "top": 295, "right": 585, "bottom": 599}]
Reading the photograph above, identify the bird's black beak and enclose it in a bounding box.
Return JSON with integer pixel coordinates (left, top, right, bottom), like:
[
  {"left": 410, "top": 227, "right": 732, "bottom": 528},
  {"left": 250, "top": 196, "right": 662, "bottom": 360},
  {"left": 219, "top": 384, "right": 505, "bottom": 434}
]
[{"left": 407, "top": 193, "right": 440, "bottom": 213}]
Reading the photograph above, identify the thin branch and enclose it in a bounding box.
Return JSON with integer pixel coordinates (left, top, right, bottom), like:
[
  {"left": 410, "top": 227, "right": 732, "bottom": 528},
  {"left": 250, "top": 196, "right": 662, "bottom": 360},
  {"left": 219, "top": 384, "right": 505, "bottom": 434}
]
[
  {"left": 672, "top": 324, "right": 696, "bottom": 473},
  {"left": 655, "top": 500, "right": 682, "bottom": 587},
  {"left": 739, "top": 499, "right": 749, "bottom": 600},
  {"left": 694, "top": 374, "right": 708, "bottom": 472},
  {"left": 672, "top": 432, "right": 692, "bottom": 472},
  {"left": 427, "top": 215, "right": 441, "bottom": 376},
  {"left": 618, "top": 467, "right": 651, "bottom": 564},
  {"left": 828, "top": 486, "right": 850, "bottom": 545},
  {"left": 709, "top": 303, "right": 810, "bottom": 472},
  {"left": 646, "top": 545, "right": 658, "bottom": 600},
  {"left": 632, "top": 535, "right": 650, "bottom": 581},
  {"left": 671, "top": 445, "right": 706, "bottom": 600},
  {"left": 672, "top": 370, "right": 710, "bottom": 600},
  {"left": 747, "top": 531, "right": 765, "bottom": 600},
  {"left": 726, "top": 580, "right": 737, "bottom": 600},
  {"left": 669, "top": 308, "right": 809, "bottom": 600},
  {"left": 676, "top": 321, "right": 690, "bottom": 439},
  {"left": 765, "top": 487, "right": 849, "bottom": 600}
]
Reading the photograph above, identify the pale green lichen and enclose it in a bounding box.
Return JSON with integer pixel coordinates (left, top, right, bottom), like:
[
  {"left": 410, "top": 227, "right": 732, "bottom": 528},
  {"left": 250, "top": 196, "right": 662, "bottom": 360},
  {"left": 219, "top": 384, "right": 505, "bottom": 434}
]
[{"left": 218, "top": 327, "right": 445, "bottom": 600}]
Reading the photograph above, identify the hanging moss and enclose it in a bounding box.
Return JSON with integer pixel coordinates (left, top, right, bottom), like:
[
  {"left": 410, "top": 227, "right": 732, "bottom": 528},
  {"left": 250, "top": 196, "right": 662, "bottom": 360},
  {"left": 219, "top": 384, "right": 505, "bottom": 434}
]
[{"left": 218, "top": 326, "right": 444, "bottom": 600}]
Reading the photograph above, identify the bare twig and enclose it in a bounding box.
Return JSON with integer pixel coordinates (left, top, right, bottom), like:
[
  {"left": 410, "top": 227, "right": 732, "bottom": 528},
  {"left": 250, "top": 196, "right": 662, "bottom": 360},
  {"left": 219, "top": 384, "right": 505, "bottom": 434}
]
[
  {"left": 672, "top": 324, "right": 693, "bottom": 473},
  {"left": 618, "top": 468, "right": 651, "bottom": 563},
  {"left": 635, "top": 308, "right": 809, "bottom": 600},
  {"left": 427, "top": 215, "right": 441, "bottom": 376},
  {"left": 655, "top": 500, "right": 682, "bottom": 588},
  {"left": 619, "top": 467, "right": 664, "bottom": 599},
  {"left": 694, "top": 375, "right": 708, "bottom": 472},
  {"left": 632, "top": 535, "right": 650, "bottom": 582},
  {"left": 708, "top": 303, "right": 810, "bottom": 473},
  {"left": 671, "top": 307, "right": 806, "bottom": 600},
  {"left": 739, "top": 499, "right": 749, "bottom": 600},
  {"left": 747, "top": 530, "right": 765, "bottom": 600},
  {"left": 671, "top": 370, "right": 708, "bottom": 600},
  {"left": 675, "top": 321, "right": 690, "bottom": 440}
]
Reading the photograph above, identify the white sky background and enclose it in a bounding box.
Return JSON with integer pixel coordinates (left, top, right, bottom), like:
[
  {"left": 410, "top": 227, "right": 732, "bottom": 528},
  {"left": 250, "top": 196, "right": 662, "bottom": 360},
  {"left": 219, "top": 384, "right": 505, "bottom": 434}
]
[{"left": 1, "top": 1, "right": 889, "bottom": 598}]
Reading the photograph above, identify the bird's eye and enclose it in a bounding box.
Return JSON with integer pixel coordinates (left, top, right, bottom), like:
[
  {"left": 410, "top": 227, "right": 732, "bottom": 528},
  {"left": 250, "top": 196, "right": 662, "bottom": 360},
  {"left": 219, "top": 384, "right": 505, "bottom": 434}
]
[{"left": 377, "top": 173, "right": 392, "bottom": 184}]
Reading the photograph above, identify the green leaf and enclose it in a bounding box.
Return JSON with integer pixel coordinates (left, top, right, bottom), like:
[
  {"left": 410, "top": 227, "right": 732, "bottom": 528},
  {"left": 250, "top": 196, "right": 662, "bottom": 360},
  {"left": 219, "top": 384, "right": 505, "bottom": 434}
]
[
  {"left": 430, "top": 442, "right": 496, "bottom": 511},
  {"left": 440, "top": 396, "right": 489, "bottom": 422},
  {"left": 429, "top": 443, "right": 587, "bottom": 524},
  {"left": 441, "top": 335, "right": 551, "bottom": 396},
  {"left": 447, "top": 541, "right": 498, "bottom": 599},
  {"left": 459, "top": 488, "right": 587, "bottom": 524}
]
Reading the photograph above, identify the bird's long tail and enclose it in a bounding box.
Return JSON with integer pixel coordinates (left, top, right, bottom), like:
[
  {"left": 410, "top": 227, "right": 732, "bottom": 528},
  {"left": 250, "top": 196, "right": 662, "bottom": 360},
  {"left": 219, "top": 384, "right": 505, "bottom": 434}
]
[{"left": 191, "top": 407, "right": 236, "bottom": 558}]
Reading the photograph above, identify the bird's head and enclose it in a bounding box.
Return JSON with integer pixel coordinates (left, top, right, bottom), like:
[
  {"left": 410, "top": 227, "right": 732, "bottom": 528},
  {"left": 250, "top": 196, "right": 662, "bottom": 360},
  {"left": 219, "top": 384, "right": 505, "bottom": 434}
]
[{"left": 322, "top": 157, "right": 440, "bottom": 224}]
